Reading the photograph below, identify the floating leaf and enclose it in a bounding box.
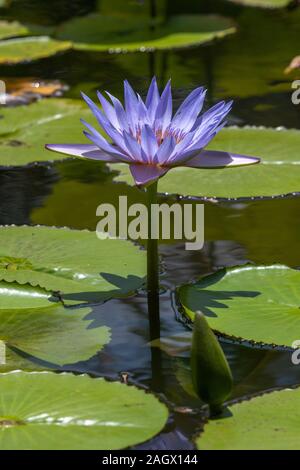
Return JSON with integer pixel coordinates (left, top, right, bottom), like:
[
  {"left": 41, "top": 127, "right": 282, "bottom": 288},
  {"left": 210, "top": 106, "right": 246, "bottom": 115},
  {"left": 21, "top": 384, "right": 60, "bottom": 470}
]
[
  {"left": 0, "top": 371, "right": 168, "bottom": 450},
  {"left": 0, "top": 19, "right": 28, "bottom": 39},
  {"left": 0, "top": 280, "right": 54, "bottom": 309},
  {"left": 179, "top": 265, "right": 300, "bottom": 348},
  {"left": 0, "top": 99, "right": 92, "bottom": 167},
  {"left": 0, "top": 226, "right": 145, "bottom": 305},
  {"left": 0, "top": 281, "right": 110, "bottom": 368},
  {"left": 56, "top": 14, "right": 236, "bottom": 52},
  {"left": 0, "top": 36, "right": 71, "bottom": 64},
  {"left": 227, "top": 0, "right": 292, "bottom": 8},
  {"left": 197, "top": 387, "right": 300, "bottom": 450},
  {"left": 113, "top": 127, "right": 300, "bottom": 199}
]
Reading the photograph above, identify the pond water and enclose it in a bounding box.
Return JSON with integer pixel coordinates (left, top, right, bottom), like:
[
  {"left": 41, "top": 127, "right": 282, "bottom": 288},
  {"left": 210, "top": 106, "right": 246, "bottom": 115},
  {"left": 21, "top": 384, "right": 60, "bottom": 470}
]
[{"left": 1, "top": 0, "right": 300, "bottom": 450}]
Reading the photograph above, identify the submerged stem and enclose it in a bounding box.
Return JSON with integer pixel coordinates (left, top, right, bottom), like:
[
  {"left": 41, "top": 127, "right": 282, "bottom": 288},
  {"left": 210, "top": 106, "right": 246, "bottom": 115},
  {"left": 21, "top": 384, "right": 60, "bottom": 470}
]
[{"left": 149, "top": 0, "right": 157, "bottom": 20}]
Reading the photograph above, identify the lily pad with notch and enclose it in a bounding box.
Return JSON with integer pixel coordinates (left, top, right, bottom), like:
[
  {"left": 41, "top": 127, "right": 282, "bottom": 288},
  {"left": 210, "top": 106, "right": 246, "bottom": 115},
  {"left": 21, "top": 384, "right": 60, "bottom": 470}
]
[
  {"left": 178, "top": 264, "right": 300, "bottom": 348},
  {"left": 0, "top": 371, "right": 168, "bottom": 450},
  {"left": 0, "top": 226, "right": 146, "bottom": 305},
  {"left": 0, "top": 281, "right": 110, "bottom": 369}
]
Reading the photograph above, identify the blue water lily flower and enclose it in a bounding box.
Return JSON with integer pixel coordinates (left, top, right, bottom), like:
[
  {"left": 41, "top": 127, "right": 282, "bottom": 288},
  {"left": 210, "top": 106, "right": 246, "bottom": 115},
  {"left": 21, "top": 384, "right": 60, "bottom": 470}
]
[{"left": 46, "top": 78, "right": 259, "bottom": 186}]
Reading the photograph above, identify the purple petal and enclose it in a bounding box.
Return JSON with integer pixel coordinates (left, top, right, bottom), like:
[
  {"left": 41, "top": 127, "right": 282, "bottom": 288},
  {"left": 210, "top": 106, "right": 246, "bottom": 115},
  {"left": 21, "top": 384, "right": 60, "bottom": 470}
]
[
  {"left": 182, "top": 150, "right": 260, "bottom": 168},
  {"left": 166, "top": 131, "right": 196, "bottom": 165},
  {"left": 82, "top": 126, "right": 132, "bottom": 163},
  {"left": 154, "top": 135, "right": 176, "bottom": 164},
  {"left": 97, "top": 91, "right": 120, "bottom": 129},
  {"left": 123, "top": 131, "right": 142, "bottom": 161},
  {"left": 137, "top": 94, "right": 150, "bottom": 126},
  {"left": 81, "top": 92, "right": 127, "bottom": 150},
  {"left": 82, "top": 114, "right": 129, "bottom": 156},
  {"left": 146, "top": 77, "right": 160, "bottom": 123},
  {"left": 141, "top": 124, "right": 158, "bottom": 163},
  {"left": 45, "top": 144, "right": 116, "bottom": 162},
  {"left": 81, "top": 92, "right": 103, "bottom": 122},
  {"left": 129, "top": 163, "right": 169, "bottom": 187},
  {"left": 168, "top": 128, "right": 226, "bottom": 167},
  {"left": 171, "top": 87, "right": 206, "bottom": 134},
  {"left": 124, "top": 80, "right": 139, "bottom": 131},
  {"left": 155, "top": 79, "right": 172, "bottom": 134},
  {"left": 105, "top": 91, "right": 129, "bottom": 132},
  {"left": 192, "top": 101, "right": 232, "bottom": 136},
  {"left": 80, "top": 108, "right": 125, "bottom": 152}
]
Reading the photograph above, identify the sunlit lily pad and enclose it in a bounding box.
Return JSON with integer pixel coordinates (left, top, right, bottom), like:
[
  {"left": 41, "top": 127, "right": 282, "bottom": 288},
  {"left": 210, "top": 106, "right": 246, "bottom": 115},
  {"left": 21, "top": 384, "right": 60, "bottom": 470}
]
[
  {"left": 178, "top": 265, "right": 300, "bottom": 348},
  {"left": 0, "top": 282, "right": 110, "bottom": 368},
  {"left": 0, "top": 280, "right": 54, "bottom": 309},
  {"left": 0, "top": 36, "right": 71, "bottom": 64},
  {"left": 197, "top": 387, "right": 300, "bottom": 450},
  {"left": 0, "top": 371, "right": 168, "bottom": 450},
  {"left": 227, "top": 0, "right": 292, "bottom": 8},
  {"left": 55, "top": 14, "right": 236, "bottom": 52},
  {"left": 0, "top": 20, "right": 28, "bottom": 39},
  {"left": 0, "top": 99, "right": 92, "bottom": 167},
  {"left": 0, "top": 226, "right": 145, "bottom": 305},
  {"left": 113, "top": 127, "right": 300, "bottom": 199}
]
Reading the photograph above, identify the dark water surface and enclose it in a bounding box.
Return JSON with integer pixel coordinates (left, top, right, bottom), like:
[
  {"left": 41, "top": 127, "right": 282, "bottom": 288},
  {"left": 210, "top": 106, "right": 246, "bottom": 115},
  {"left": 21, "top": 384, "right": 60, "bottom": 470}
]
[{"left": 1, "top": 1, "right": 300, "bottom": 449}]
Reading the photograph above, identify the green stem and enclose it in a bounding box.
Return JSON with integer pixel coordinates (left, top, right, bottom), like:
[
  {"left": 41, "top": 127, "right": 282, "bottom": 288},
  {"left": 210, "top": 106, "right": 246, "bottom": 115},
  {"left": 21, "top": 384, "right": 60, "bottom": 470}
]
[
  {"left": 146, "top": 180, "right": 159, "bottom": 299},
  {"left": 146, "top": 180, "right": 162, "bottom": 390}
]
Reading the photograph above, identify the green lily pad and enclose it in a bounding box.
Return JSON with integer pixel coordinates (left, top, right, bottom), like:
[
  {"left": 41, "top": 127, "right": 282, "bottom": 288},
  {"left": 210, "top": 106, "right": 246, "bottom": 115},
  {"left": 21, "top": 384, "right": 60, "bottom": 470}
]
[
  {"left": 0, "top": 280, "right": 54, "bottom": 309},
  {"left": 0, "top": 36, "right": 71, "bottom": 64},
  {"left": 113, "top": 126, "right": 300, "bottom": 199},
  {"left": 178, "top": 265, "right": 300, "bottom": 348},
  {"left": 197, "top": 387, "right": 300, "bottom": 450},
  {"left": 0, "top": 282, "right": 110, "bottom": 368},
  {"left": 0, "top": 371, "right": 168, "bottom": 449},
  {"left": 0, "top": 226, "right": 145, "bottom": 305},
  {"left": 0, "top": 99, "right": 93, "bottom": 167},
  {"left": 227, "top": 0, "right": 292, "bottom": 8},
  {"left": 0, "top": 20, "right": 28, "bottom": 39},
  {"left": 55, "top": 14, "right": 236, "bottom": 52}
]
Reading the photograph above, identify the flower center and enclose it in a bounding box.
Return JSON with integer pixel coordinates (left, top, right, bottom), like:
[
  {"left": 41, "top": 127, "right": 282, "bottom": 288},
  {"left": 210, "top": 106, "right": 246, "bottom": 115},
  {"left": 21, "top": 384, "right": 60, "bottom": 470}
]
[{"left": 132, "top": 126, "right": 184, "bottom": 146}]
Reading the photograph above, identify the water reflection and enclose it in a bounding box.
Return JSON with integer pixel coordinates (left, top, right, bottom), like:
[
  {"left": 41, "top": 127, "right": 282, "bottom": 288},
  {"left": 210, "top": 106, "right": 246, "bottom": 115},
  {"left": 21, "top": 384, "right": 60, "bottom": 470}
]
[{"left": 0, "top": 165, "right": 58, "bottom": 225}]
